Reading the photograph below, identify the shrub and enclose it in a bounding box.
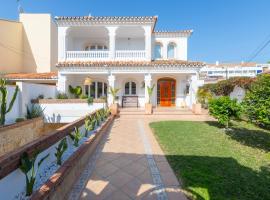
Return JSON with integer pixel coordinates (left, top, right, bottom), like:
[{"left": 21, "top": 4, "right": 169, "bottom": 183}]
[
  {"left": 68, "top": 85, "right": 82, "bottom": 98},
  {"left": 242, "top": 74, "right": 270, "bottom": 129},
  {"left": 37, "top": 94, "right": 44, "bottom": 99},
  {"left": 197, "top": 87, "right": 213, "bottom": 108},
  {"left": 209, "top": 96, "right": 242, "bottom": 128},
  {"left": 15, "top": 117, "right": 25, "bottom": 123},
  {"left": 26, "top": 104, "right": 44, "bottom": 119},
  {"left": 87, "top": 96, "right": 94, "bottom": 105},
  {"left": 79, "top": 94, "right": 88, "bottom": 99},
  {"left": 56, "top": 92, "right": 68, "bottom": 99}
]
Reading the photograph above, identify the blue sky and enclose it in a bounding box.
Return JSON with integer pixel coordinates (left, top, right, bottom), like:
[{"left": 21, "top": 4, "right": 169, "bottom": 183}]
[{"left": 1, "top": 0, "right": 270, "bottom": 63}]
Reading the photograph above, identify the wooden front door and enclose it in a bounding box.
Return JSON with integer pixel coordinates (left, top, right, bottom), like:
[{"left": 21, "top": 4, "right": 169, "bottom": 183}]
[{"left": 159, "top": 80, "right": 175, "bottom": 107}]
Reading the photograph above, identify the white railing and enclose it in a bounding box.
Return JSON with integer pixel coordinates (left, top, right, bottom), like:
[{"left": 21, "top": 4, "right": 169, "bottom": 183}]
[
  {"left": 65, "top": 50, "right": 146, "bottom": 61},
  {"left": 66, "top": 51, "right": 109, "bottom": 61},
  {"left": 115, "top": 50, "right": 146, "bottom": 60}
]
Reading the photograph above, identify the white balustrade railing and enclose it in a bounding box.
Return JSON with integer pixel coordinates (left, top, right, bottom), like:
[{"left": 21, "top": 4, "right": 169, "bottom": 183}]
[
  {"left": 115, "top": 50, "right": 146, "bottom": 60},
  {"left": 66, "top": 51, "right": 109, "bottom": 61},
  {"left": 65, "top": 50, "right": 146, "bottom": 61}
]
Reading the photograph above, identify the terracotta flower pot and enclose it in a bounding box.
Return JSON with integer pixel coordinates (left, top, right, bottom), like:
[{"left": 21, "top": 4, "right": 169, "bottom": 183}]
[
  {"left": 145, "top": 103, "right": 153, "bottom": 115},
  {"left": 192, "top": 103, "right": 202, "bottom": 115},
  {"left": 110, "top": 103, "right": 118, "bottom": 115}
]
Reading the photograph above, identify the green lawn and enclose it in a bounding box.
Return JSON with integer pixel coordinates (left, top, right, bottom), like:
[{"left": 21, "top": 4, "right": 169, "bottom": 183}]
[{"left": 150, "top": 121, "right": 270, "bottom": 200}]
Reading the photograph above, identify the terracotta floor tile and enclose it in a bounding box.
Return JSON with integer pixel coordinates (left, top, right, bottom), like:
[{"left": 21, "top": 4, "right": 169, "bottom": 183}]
[
  {"left": 94, "top": 163, "right": 119, "bottom": 178},
  {"left": 106, "top": 170, "right": 134, "bottom": 188}
]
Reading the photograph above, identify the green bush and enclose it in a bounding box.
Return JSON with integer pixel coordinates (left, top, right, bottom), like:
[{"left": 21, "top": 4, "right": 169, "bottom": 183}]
[
  {"left": 56, "top": 92, "right": 68, "bottom": 99},
  {"left": 26, "top": 104, "right": 44, "bottom": 119},
  {"left": 79, "top": 94, "right": 88, "bottom": 99},
  {"left": 242, "top": 74, "right": 270, "bottom": 129},
  {"left": 15, "top": 117, "right": 25, "bottom": 123},
  {"left": 87, "top": 96, "right": 94, "bottom": 105},
  {"left": 68, "top": 85, "right": 82, "bottom": 98},
  {"left": 209, "top": 96, "right": 242, "bottom": 128}
]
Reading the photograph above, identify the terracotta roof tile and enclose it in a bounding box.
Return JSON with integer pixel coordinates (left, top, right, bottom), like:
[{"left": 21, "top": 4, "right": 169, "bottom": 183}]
[
  {"left": 57, "top": 60, "right": 204, "bottom": 67},
  {"left": 3, "top": 72, "right": 57, "bottom": 80},
  {"left": 154, "top": 30, "right": 193, "bottom": 36},
  {"left": 55, "top": 16, "right": 157, "bottom": 23}
]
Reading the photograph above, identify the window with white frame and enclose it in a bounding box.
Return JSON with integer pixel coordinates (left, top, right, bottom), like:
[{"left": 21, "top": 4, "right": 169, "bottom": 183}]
[
  {"left": 84, "top": 81, "right": 107, "bottom": 98},
  {"left": 85, "top": 44, "right": 108, "bottom": 51},
  {"left": 124, "top": 81, "right": 136, "bottom": 95},
  {"left": 154, "top": 43, "right": 162, "bottom": 59},
  {"left": 167, "top": 43, "right": 176, "bottom": 59}
]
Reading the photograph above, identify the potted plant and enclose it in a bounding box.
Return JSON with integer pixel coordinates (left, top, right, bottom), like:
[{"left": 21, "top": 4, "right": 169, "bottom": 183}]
[
  {"left": 145, "top": 84, "right": 155, "bottom": 114},
  {"left": 109, "top": 87, "right": 120, "bottom": 115}
]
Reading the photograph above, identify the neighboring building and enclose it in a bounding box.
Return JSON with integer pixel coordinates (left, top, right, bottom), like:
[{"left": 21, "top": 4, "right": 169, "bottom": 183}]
[
  {"left": 55, "top": 16, "right": 204, "bottom": 108},
  {"left": 0, "top": 14, "right": 58, "bottom": 74},
  {"left": 200, "top": 62, "right": 270, "bottom": 82},
  {"left": 1, "top": 14, "right": 205, "bottom": 108}
]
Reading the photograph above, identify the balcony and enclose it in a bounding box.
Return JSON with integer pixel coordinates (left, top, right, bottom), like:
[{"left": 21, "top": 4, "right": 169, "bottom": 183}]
[{"left": 65, "top": 50, "right": 146, "bottom": 61}]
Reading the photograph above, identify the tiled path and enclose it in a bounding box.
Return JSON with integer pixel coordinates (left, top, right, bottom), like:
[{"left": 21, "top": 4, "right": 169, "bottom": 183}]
[{"left": 70, "top": 114, "right": 213, "bottom": 200}]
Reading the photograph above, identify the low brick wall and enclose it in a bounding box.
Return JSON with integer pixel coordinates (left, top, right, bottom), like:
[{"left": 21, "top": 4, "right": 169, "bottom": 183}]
[
  {"left": 32, "top": 98, "right": 106, "bottom": 104},
  {"left": 0, "top": 117, "right": 45, "bottom": 157},
  {"left": 31, "top": 115, "right": 114, "bottom": 200}
]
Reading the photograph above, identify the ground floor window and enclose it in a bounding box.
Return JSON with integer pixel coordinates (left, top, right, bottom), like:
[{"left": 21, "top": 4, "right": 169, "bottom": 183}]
[
  {"left": 85, "top": 81, "right": 107, "bottom": 98},
  {"left": 124, "top": 81, "right": 136, "bottom": 95}
]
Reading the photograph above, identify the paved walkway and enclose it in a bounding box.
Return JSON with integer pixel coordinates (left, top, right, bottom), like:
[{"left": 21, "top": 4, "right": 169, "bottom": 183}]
[{"left": 70, "top": 114, "right": 213, "bottom": 200}]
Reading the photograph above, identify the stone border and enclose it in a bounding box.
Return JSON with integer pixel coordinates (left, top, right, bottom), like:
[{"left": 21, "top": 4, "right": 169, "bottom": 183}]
[
  {"left": 31, "top": 99, "right": 106, "bottom": 104},
  {"left": 31, "top": 115, "right": 114, "bottom": 200},
  {"left": 0, "top": 117, "right": 43, "bottom": 132},
  {"left": 0, "top": 111, "right": 100, "bottom": 179}
]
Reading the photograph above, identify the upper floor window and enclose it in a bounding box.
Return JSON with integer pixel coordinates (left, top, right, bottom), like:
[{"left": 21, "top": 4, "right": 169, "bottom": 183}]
[
  {"left": 167, "top": 43, "right": 176, "bottom": 59},
  {"left": 154, "top": 43, "right": 162, "bottom": 59},
  {"left": 124, "top": 81, "right": 136, "bottom": 95},
  {"left": 85, "top": 44, "right": 108, "bottom": 51}
]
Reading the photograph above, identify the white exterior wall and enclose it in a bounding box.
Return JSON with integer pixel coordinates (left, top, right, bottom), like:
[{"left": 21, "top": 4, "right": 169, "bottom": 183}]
[
  {"left": 115, "top": 38, "right": 144, "bottom": 50},
  {"left": 16, "top": 82, "right": 56, "bottom": 117},
  {"left": 153, "top": 36, "right": 188, "bottom": 60},
  {"left": 5, "top": 86, "right": 20, "bottom": 124},
  {"left": 39, "top": 103, "right": 105, "bottom": 123}
]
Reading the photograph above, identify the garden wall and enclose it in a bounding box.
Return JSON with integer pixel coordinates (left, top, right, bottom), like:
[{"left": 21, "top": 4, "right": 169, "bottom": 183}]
[
  {"left": 5, "top": 85, "right": 20, "bottom": 124},
  {"left": 0, "top": 117, "right": 61, "bottom": 157},
  {"left": 35, "top": 99, "right": 106, "bottom": 123}
]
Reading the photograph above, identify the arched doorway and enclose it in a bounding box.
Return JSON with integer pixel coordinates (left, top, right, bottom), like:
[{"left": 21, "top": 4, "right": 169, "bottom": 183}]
[{"left": 157, "top": 78, "right": 176, "bottom": 107}]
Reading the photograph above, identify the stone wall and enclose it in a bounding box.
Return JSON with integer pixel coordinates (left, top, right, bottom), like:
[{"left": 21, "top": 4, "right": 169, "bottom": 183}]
[{"left": 0, "top": 117, "right": 59, "bottom": 157}]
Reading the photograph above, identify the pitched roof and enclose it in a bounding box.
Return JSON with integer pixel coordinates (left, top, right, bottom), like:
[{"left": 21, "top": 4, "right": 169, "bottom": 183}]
[
  {"left": 57, "top": 60, "right": 204, "bottom": 67},
  {"left": 2, "top": 72, "right": 57, "bottom": 80}
]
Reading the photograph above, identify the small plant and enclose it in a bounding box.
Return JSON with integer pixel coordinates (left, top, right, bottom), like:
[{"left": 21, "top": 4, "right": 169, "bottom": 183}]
[
  {"left": 84, "top": 116, "right": 95, "bottom": 137},
  {"left": 69, "top": 127, "right": 82, "bottom": 147},
  {"left": 56, "top": 92, "right": 68, "bottom": 99},
  {"left": 69, "top": 85, "right": 82, "bottom": 98},
  {"left": 55, "top": 138, "right": 68, "bottom": 166},
  {"left": 26, "top": 104, "right": 44, "bottom": 119},
  {"left": 95, "top": 112, "right": 101, "bottom": 126},
  {"left": 147, "top": 84, "right": 155, "bottom": 104},
  {"left": 209, "top": 96, "right": 242, "bottom": 128},
  {"left": 79, "top": 94, "right": 88, "bottom": 99},
  {"left": 109, "top": 87, "right": 120, "bottom": 104},
  {"left": 37, "top": 94, "right": 44, "bottom": 99},
  {"left": 0, "top": 78, "right": 19, "bottom": 125},
  {"left": 87, "top": 96, "right": 94, "bottom": 105},
  {"left": 19, "top": 151, "right": 49, "bottom": 196},
  {"left": 15, "top": 117, "right": 25, "bottom": 123}
]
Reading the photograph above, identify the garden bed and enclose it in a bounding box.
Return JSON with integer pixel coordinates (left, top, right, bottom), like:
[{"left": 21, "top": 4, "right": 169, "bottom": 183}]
[
  {"left": 31, "top": 98, "right": 106, "bottom": 104},
  {"left": 0, "top": 109, "right": 113, "bottom": 200}
]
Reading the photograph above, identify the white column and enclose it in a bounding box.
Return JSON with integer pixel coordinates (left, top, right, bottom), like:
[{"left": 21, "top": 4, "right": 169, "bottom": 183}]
[
  {"left": 144, "top": 74, "right": 152, "bottom": 105},
  {"left": 57, "top": 73, "right": 67, "bottom": 94},
  {"left": 107, "top": 27, "right": 118, "bottom": 60},
  {"left": 58, "top": 27, "right": 69, "bottom": 61},
  {"left": 143, "top": 26, "right": 152, "bottom": 61},
  {"left": 189, "top": 73, "right": 199, "bottom": 108},
  {"left": 163, "top": 41, "right": 168, "bottom": 60},
  {"left": 108, "top": 74, "right": 115, "bottom": 105}
]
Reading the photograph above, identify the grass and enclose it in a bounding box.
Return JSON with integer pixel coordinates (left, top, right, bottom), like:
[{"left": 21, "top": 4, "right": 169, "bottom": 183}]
[{"left": 150, "top": 120, "right": 270, "bottom": 200}]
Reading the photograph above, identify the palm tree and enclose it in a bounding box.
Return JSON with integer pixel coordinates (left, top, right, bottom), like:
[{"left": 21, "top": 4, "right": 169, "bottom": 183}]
[
  {"left": 109, "top": 87, "right": 120, "bottom": 104},
  {"left": 147, "top": 84, "right": 155, "bottom": 104}
]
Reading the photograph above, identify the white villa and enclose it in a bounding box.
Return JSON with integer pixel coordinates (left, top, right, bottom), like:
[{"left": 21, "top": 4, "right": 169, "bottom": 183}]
[{"left": 55, "top": 16, "right": 204, "bottom": 108}]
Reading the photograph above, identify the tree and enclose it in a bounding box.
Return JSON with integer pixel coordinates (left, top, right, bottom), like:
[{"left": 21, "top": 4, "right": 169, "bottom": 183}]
[
  {"left": 209, "top": 96, "right": 242, "bottom": 128},
  {"left": 243, "top": 74, "right": 270, "bottom": 129},
  {"left": 0, "top": 79, "right": 19, "bottom": 125}
]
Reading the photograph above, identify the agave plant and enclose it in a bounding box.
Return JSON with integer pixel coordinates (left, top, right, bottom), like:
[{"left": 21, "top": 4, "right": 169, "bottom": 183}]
[
  {"left": 19, "top": 151, "right": 49, "bottom": 196},
  {"left": 69, "top": 127, "right": 82, "bottom": 147},
  {"left": 0, "top": 78, "right": 19, "bottom": 125},
  {"left": 26, "top": 104, "right": 44, "bottom": 119},
  {"left": 55, "top": 138, "right": 68, "bottom": 166},
  {"left": 84, "top": 117, "right": 94, "bottom": 137},
  {"left": 147, "top": 84, "right": 155, "bottom": 104}
]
